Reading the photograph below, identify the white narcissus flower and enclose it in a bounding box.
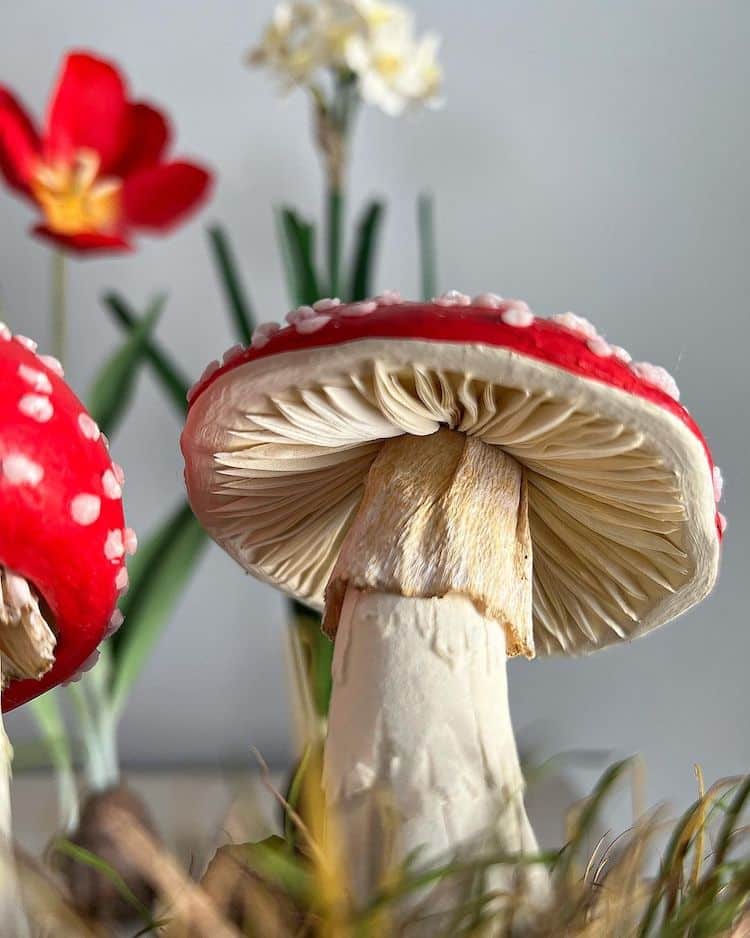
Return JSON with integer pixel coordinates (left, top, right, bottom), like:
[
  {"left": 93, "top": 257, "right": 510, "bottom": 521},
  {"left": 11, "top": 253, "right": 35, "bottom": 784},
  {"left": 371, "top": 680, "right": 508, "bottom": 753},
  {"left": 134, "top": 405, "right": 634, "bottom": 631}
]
[
  {"left": 344, "top": 5, "right": 442, "bottom": 115},
  {"left": 251, "top": 0, "right": 443, "bottom": 115},
  {"left": 250, "top": 2, "right": 327, "bottom": 88}
]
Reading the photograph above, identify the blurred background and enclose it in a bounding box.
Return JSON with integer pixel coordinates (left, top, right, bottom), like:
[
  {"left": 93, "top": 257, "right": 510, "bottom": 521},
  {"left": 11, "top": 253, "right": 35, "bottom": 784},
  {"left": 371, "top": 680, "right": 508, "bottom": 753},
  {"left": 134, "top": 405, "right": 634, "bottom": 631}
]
[{"left": 0, "top": 0, "right": 747, "bottom": 844}]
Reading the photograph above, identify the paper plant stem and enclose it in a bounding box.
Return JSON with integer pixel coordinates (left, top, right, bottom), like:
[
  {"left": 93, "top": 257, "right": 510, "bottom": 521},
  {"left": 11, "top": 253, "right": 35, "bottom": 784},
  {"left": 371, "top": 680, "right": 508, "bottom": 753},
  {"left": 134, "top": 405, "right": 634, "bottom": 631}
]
[
  {"left": 418, "top": 192, "right": 437, "bottom": 301},
  {"left": 28, "top": 692, "right": 79, "bottom": 831},
  {"left": 68, "top": 681, "right": 116, "bottom": 792},
  {"left": 85, "top": 650, "right": 120, "bottom": 788},
  {"left": 50, "top": 250, "right": 67, "bottom": 369}
]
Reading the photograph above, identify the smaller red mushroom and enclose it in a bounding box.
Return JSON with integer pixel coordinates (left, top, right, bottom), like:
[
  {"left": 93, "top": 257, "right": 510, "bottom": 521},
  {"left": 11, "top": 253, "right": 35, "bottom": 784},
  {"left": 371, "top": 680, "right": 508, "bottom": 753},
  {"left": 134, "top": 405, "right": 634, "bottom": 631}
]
[
  {"left": 0, "top": 326, "right": 133, "bottom": 707},
  {"left": 0, "top": 322, "right": 134, "bottom": 928}
]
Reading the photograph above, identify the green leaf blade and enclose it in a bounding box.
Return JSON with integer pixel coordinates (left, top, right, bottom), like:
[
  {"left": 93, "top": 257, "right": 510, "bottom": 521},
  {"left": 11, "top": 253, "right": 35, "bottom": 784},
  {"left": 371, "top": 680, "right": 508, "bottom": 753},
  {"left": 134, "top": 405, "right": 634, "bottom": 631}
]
[
  {"left": 103, "top": 292, "right": 191, "bottom": 419},
  {"left": 347, "top": 200, "right": 385, "bottom": 301},
  {"left": 108, "top": 502, "right": 208, "bottom": 714},
  {"left": 87, "top": 296, "right": 165, "bottom": 438},
  {"left": 417, "top": 191, "right": 438, "bottom": 302},
  {"left": 207, "top": 224, "right": 256, "bottom": 344},
  {"left": 275, "top": 207, "right": 321, "bottom": 307}
]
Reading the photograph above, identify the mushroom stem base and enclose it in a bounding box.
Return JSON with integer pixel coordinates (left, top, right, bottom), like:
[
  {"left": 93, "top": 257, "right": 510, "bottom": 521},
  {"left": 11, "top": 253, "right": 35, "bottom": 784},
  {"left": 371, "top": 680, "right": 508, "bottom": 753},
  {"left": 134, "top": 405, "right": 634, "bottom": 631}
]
[
  {"left": 323, "top": 588, "right": 550, "bottom": 919},
  {"left": 0, "top": 659, "right": 30, "bottom": 936}
]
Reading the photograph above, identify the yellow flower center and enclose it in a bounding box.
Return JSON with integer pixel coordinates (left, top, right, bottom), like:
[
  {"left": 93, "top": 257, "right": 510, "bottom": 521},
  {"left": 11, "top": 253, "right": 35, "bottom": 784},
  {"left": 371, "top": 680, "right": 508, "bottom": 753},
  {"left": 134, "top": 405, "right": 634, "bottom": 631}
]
[
  {"left": 364, "top": 4, "right": 397, "bottom": 29},
  {"left": 31, "top": 149, "right": 121, "bottom": 236},
  {"left": 374, "top": 51, "right": 403, "bottom": 79}
]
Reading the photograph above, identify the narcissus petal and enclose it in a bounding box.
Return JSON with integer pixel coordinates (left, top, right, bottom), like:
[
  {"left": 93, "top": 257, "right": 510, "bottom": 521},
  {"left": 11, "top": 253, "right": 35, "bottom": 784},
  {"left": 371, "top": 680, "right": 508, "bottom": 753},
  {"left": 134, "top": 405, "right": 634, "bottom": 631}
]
[
  {"left": 45, "top": 52, "right": 129, "bottom": 172},
  {"left": 116, "top": 101, "right": 171, "bottom": 174},
  {"left": 0, "top": 87, "right": 40, "bottom": 196},
  {"left": 122, "top": 161, "right": 211, "bottom": 231}
]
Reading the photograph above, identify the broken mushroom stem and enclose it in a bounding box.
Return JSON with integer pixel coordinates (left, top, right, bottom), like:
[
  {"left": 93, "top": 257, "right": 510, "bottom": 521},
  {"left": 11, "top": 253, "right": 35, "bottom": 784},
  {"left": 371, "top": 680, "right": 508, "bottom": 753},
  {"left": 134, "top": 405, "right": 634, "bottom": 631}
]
[
  {"left": 0, "top": 658, "right": 28, "bottom": 937},
  {"left": 0, "top": 566, "right": 52, "bottom": 937},
  {"left": 322, "top": 428, "right": 550, "bottom": 909},
  {"left": 0, "top": 568, "right": 56, "bottom": 687}
]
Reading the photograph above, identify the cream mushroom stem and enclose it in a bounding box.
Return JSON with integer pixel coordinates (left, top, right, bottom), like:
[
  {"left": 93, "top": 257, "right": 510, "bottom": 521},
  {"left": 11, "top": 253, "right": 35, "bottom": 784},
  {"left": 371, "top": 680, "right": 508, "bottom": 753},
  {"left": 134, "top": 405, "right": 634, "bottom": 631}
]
[
  {"left": 322, "top": 428, "right": 550, "bottom": 912},
  {"left": 0, "top": 567, "right": 53, "bottom": 937}
]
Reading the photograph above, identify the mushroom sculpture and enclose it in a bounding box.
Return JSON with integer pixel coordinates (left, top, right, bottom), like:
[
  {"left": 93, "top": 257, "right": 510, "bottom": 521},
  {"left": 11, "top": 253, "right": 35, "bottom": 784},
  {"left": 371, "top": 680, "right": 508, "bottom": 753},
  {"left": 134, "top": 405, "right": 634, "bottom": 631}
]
[
  {"left": 181, "top": 292, "right": 724, "bottom": 905},
  {"left": 0, "top": 323, "right": 132, "bottom": 923}
]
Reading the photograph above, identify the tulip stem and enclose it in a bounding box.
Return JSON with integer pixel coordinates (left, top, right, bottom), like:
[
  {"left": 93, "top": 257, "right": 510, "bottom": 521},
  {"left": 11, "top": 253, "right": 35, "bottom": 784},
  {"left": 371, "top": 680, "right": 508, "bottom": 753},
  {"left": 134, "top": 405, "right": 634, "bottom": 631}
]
[{"left": 51, "top": 250, "right": 68, "bottom": 369}]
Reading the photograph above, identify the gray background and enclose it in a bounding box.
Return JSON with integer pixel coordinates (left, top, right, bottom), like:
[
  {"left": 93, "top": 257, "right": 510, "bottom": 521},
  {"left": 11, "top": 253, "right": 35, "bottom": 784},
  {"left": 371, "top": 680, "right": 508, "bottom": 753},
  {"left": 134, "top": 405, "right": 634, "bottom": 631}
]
[{"left": 0, "top": 1, "right": 747, "bottom": 826}]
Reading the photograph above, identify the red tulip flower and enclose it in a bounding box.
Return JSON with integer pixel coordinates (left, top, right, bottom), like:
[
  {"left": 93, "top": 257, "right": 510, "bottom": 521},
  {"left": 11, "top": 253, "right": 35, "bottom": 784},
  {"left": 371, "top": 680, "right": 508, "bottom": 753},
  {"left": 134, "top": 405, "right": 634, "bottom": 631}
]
[{"left": 0, "top": 51, "right": 212, "bottom": 254}]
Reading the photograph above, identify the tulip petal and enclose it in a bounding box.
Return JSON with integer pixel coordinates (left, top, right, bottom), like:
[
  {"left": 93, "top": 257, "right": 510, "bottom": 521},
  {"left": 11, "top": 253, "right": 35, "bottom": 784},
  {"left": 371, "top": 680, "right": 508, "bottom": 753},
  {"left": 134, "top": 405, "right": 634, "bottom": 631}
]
[
  {"left": 0, "top": 87, "right": 40, "bottom": 196},
  {"left": 122, "top": 161, "right": 212, "bottom": 231},
  {"left": 45, "top": 51, "right": 129, "bottom": 172},
  {"left": 116, "top": 101, "right": 171, "bottom": 174},
  {"left": 33, "top": 224, "right": 132, "bottom": 255}
]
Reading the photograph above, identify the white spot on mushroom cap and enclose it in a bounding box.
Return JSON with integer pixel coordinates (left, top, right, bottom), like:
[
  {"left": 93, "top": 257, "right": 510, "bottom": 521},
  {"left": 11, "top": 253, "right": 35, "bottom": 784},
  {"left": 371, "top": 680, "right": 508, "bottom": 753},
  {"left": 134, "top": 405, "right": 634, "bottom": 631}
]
[
  {"left": 375, "top": 290, "right": 402, "bottom": 306},
  {"left": 1, "top": 453, "right": 44, "bottom": 486},
  {"left": 200, "top": 360, "right": 220, "bottom": 383},
  {"left": 313, "top": 298, "right": 341, "bottom": 312},
  {"left": 188, "top": 359, "right": 222, "bottom": 401},
  {"left": 631, "top": 362, "right": 680, "bottom": 401},
  {"left": 340, "top": 300, "right": 377, "bottom": 317},
  {"left": 71, "top": 494, "right": 101, "bottom": 526},
  {"left": 39, "top": 355, "right": 64, "bottom": 377},
  {"left": 611, "top": 345, "right": 632, "bottom": 364},
  {"left": 286, "top": 305, "right": 316, "bottom": 324},
  {"left": 123, "top": 528, "right": 138, "bottom": 556},
  {"left": 251, "top": 322, "right": 281, "bottom": 350},
  {"left": 587, "top": 336, "right": 613, "bottom": 358},
  {"left": 473, "top": 293, "right": 504, "bottom": 309},
  {"left": 63, "top": 649, "right": 101, "bottom": 684},
  {"left": 295, "top": 315, "right": 332, "bottom": 334},
  {"left": 552, "top": 312, "right": 599, "bottom": 339},
  {"left": 105, "top": 530, "right": 125, "bottom": 561},
  {"left": 0, "top": 323, "right": 10, "bottom": 341},
  {"left": 713, "top": 466, "right": 724, "bottom": 503},
  {"left": 718, "top": 512, "right": 727, "bottom": 535},
  {"left": 14, "top": 335, "right": 37, "bottom": 352},
  {"left": 78, "top": 413, "right": 100, "bottom": 441},
  {"left": 434, "top": 290, "right": 471, "bottom": 307},
  {"left": 105, "top": 609, "right": 124, "bottom": 639},
  {"left": 112, "top": 463, "right": 126, "bottom": 487},
  {"left": 115, "top": 566, "right": 129, "bottom": 592},
  {"left": 102, "top": 468, "right": 122, "bottom": 500},
  {"left": 19, "top": 394, "right": 53, "bottom": 423},
  {"left": 501, "top": 306, "right": 534, "bottom": 328},
  {"left": 222, "top": 344, "right": 245, "bottom": 365},
  {"left": 18, "top": 365, "right": 52, "bottom": 394}
]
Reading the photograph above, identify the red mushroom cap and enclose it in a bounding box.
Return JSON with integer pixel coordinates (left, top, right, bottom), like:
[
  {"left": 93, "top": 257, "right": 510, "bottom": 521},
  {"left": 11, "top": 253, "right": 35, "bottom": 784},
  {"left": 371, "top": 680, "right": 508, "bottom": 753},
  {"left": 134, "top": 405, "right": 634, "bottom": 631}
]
[
  {"left": 182, "top": 292, "right": 724, "bottom": 656},
  {"left": 0, "top": 328, "right": 130, "bottom": 710}
]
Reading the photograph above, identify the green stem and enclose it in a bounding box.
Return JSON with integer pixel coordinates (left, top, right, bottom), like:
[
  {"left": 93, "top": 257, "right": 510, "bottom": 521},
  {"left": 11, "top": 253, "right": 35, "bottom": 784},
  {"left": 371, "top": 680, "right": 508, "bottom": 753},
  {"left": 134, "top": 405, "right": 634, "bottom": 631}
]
[
  {"left": 51, "top": 250, "right": 67, "bottom": 368},
  {"left": 68, "top": 682, "right": 116, "bottom": 792},
  {"left": 28, "top": 693, "right": 79, "bottom": 831},
  {"left": 86, "top": 648, "right": 120, "bottom": 787},
  {"left": 418, "top": 192, "right": 438, "bottom": 301},
  {"left": 326, "top": 187, "right": 344, "bottom": 298}
]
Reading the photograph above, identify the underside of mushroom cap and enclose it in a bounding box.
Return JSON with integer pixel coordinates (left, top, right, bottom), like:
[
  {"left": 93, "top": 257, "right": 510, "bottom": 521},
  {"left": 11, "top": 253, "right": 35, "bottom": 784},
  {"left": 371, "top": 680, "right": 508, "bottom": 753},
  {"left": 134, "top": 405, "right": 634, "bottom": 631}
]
[{"left": 181, "top": 297, "right": 723, "bottom": 657}]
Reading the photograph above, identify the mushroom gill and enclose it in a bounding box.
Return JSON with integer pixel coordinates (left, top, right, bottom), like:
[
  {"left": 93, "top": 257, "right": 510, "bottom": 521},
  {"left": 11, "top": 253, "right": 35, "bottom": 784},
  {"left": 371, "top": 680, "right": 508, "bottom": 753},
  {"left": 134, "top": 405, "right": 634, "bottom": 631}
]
[
  {"left": 204, "top": 359, "right": 689, "bottom": 655},
  {"left": 0, "top": 567, "right": 56, "bottom": 687}
]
